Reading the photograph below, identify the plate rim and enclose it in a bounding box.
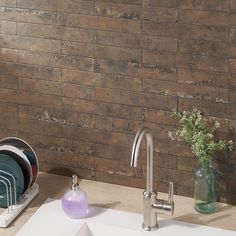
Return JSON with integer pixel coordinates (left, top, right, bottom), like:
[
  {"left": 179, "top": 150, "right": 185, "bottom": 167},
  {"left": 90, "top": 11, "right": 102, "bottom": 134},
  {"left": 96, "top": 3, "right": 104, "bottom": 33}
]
[{"left": 0, "top": 145, "right": 32, "bottom": 195}]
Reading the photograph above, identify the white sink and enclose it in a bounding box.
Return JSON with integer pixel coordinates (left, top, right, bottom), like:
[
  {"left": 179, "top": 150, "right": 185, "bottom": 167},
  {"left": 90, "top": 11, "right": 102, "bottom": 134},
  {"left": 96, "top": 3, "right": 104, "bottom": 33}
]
[
  {"left": 16, "top": 198, "right": 236, "bottom": 236},
  {"left": 76, "top": 222, "right": 144, "bottom": 236}
]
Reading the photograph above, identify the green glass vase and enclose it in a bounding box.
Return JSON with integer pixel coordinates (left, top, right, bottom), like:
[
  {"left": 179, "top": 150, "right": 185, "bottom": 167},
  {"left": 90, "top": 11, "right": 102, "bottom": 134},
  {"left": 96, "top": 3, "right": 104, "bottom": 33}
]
[{"left": 194, "top": 161, "right": 216, "bottom": 214}]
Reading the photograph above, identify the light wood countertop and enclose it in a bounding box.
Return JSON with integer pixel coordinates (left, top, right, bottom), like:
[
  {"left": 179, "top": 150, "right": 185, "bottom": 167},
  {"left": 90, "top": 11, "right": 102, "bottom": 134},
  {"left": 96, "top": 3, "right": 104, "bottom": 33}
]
[{"left": 1, "top": 172, "right": 236, "bottom": 236}]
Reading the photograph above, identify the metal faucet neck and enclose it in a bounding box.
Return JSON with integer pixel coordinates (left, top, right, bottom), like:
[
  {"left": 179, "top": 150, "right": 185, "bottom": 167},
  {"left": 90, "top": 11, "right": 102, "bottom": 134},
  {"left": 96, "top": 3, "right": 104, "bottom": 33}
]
[
  {"left": 130, "top": 127, "right": 153, "bottom": 193},
  {"left": 130, "top": 127, "right": 174, "bottom": 231}
]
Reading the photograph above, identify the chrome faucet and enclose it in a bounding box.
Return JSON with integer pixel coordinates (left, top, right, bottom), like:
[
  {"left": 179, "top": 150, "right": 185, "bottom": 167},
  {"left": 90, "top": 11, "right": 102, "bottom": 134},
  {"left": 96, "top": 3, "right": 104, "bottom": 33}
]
[{"left": 131, "top": 127, "right": 174, "bottom": 231}]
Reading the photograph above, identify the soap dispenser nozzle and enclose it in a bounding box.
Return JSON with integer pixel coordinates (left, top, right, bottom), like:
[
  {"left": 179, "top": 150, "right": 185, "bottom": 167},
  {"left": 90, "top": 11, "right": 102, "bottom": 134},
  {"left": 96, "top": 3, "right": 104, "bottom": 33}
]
[{"left": 72, "top": 174, "right": 79, "bottom": 191}]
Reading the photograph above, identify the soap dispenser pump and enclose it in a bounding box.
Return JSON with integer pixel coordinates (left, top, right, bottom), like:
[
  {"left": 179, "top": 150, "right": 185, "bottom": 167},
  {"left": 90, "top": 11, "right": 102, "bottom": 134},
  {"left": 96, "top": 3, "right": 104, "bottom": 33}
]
[{"left": 61, "top": 174, "right": 88, "bottom": 219}]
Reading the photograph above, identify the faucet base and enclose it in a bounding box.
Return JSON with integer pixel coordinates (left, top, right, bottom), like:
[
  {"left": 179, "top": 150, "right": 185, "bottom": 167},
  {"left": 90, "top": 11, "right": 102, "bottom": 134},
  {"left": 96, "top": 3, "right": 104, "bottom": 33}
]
[
  {"left": 143, "top": 191, "right": 158, "bottom": 231},
  {"left": 142, "top": 223, "right": 158, "bottom": 231}
]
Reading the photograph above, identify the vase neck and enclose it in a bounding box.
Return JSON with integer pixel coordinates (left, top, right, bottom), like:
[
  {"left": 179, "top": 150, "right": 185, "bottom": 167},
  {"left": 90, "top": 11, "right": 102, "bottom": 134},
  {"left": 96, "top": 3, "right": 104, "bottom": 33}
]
[{"left": 199, "top": 160, "right": 211, "bottom": 168}]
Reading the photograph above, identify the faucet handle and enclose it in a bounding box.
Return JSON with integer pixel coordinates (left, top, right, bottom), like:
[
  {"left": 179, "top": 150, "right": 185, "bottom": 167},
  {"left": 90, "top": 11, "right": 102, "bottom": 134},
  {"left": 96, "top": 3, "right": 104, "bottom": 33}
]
[
  {"left": 168, "top": 181, "right": 174, "bottom": 204},
  {"left": 153, "top": 182, "right": 174, "bottom": 215}
]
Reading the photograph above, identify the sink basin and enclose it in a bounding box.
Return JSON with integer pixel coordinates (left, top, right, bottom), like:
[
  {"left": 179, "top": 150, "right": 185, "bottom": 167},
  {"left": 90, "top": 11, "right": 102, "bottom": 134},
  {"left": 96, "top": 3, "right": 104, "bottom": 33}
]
[
  {"left": 16, "top": 198, "right": 236, "bottom": 236},
  {"left": 76, "top": 222, "right": 143, "bottom": 236}
]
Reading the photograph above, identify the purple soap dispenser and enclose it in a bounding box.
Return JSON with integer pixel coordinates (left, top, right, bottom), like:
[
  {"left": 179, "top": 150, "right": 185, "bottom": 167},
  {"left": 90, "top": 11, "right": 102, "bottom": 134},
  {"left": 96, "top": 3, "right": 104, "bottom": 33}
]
[{"left": 61, "top": 174, "right": 88, "bottom": 219}]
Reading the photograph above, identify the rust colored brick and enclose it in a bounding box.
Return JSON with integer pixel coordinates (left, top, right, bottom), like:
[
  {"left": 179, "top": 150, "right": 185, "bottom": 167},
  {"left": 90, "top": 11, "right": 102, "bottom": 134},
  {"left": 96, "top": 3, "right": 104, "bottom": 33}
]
[
  {"left": 17, "top": 50, "right": 94, "bottom": 71},
  {"left": 143, "top": 22, "right": 179, "bottom": 38},
  {"left": 97, "top": 32, "right": 178, "bottom": 52},
  {"left": 93, "top": 157, "right": 141, "bottom": 177},
  {"left": 0, "top": 0, "right": 16, "bottom": 6},
  {"left": 17, "top": 22, "right": 95, "bottom": 43},
  {"left": 178, "top": 97, "right": 229, "bottom": 118},
  {"left": 61, "top": 83, "right": 94, "bottom": 100},
  {"left": 178, "top": 0, "right": 229, "bottom": 12},
  {"left": 95, "top": 45, "right": 141, "bottom": 62},
  {"left": 17, "top": 0, "right": 94, "bottom": 15},
  {"left": 96, "top": 31, "right": 141, "bottom": 49},
  {"left": 62, "top": 97, "right": 142, "bottom": 120},
  {"left": 111, "top": 118, "right": 148, "bottom": 134},
  {"left": 19, "top": 105, "right": 96, "bottom": 129},
  {"left": 0, "top": 128, "right": 18, "bottom": 140},
  {"left": 95, "top": 59, "right": 177, "bottom": 81},
  {"left": 0, "top": 116, "right": 19, "bottom": 130},
  {"left": 179, "top": 39, "right": 228, "bottom": 57},
  {"left": 0, "top": 102, "right": 18, "bottom": 117},
  {"left": 154, "top": 138, "right": 193, "bottom": 157},
  {"left": 142, "top": 6, "right": 178, "bottom": 22},
  {"left": 94, "top": 143, "right": 131, "bottom": 162},
  {"left": 0, "top": 21, "right": 16, "bottom": 34},
  {"left": 231, "top": 29, "right": 236, "bottom": 44},
  {"left": 0, "top": 35, "right": 61, "bottom": 53},
  {"left": 154, "top": 168, "right": 194, "bottom": 187},
  {"left": 229, "top": 88, "right": 236, "bottom": 119},
  {"left": 0, "top": 76, "right": 18, "bottom": 90},
  {"left": 230, "top": 0, "right": 236, "bottom": 12},
  {"left": 143, "top": 51, "right": 229, "bottom": 73},
  {"left": 111, "top": 117, "right": 172, "bottom": 140},
  {"left": 95, "top": 73, "right": 142, "bottom": 92},
  {"left": 176, "top": 185, "right": 194, "bottom": 198},
  {"left": 142, "top": 109, "right": 177, "bottom": 126},
  {"left": 95, "top": 87, "right": 140, "bottom": 106},
  {"left": 38, "top": 162, "right": 75, "bottom": 176},
  {"left": 35, "top": 148, "right": 63, "bottom": 165},
  {"left": 63, "top": 13, "right": 141, "bottom": 34},
  {"left": 95, "top": 2, "right": 141, "bottom": 20},
  {"left": 18, "top": 78, "right": 61, "bottom": 95},
  {"left": 179, "top": 9, "right": 228, "bottom": 26},
  {"left": 19, "top": 131, "right": 95, "bottom": 156},
  {"left": 230, "top": 59, "right": 236, "bottom": 72},
  {"left": 143, "top": 22, "right": 228, "bottom": 42},
  {"left": 95, "top": 0, "right": 141, "bottom": 5},
  {"left": 178, "top": 68, "right": 230, "bottom": 88},
  {"left": 61, "top": 41, "right": 94, "bottom": 57},
  {"left": 0, "top": 62, "right": 61, "bottom": 81},
  {"left": 0, "top": 7, "right": 63, "bottom": 26},
  {"left": 140, "top": 93, "right": 177, "bottom": 110},
  {"left": 94, "top": 116, "right": 112, "bottom": 131},
  {"left": 0, "top": 88, "right": 61, "bottom": 108},
  {"left": 230, "top": 13, "right": 236, "bottom": 27},
  {"left": 62, "top": 152, "right": 95, "bottom": 170},
  {"left": 153, "top": 153, "right": 178, "bottom": 169},
  {"left": 95, "top": 172, "right": 145, "bottom": 189},
  {"left": 142, "top": 0, "right": 178, "bottom": 8},
  {"left": 143, "top": 79, "right": 229, "bottom": 103},
  {"left": 62, "top": 42, "right": 142, "bottom": 62},
  {"left": 62, "top": 69, "right": 100, "bottom": 86},
  {"left": 95, "top": 0, "right": 142, "bottom": 5},
  {"left": 0, "top": 48, "right": 17, "bottom": 63},
  {"left": 178, "top": 157, "right": 198, "bottom": 171},
  {"left": 142, "top": 35, "right": 177, "bottom": 52}
]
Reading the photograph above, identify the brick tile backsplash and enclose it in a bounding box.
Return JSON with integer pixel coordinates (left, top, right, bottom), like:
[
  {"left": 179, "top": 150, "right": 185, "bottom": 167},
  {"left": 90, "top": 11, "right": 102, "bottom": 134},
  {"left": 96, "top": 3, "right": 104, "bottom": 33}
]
[{"left": 1, "top": 0, "right": 236, "bottom": 204}]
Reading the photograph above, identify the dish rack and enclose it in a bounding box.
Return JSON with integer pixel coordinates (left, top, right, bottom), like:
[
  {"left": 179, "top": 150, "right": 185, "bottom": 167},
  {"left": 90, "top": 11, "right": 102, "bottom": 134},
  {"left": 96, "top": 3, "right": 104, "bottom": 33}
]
[{"left": 0, "top": 170, "right": 39, "bottom": 228}]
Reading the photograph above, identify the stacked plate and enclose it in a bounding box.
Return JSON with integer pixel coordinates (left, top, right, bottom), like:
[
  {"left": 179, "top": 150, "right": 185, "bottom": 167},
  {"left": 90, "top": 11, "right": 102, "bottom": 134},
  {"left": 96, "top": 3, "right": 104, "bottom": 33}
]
[{"left": 0, "top": 137, "right": 39, "bottom": 208}]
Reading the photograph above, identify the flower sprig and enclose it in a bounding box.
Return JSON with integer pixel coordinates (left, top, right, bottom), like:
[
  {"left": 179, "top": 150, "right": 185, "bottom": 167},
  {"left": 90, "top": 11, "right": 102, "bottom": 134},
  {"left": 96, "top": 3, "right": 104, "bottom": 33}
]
[{"left": 168, "top": 107, "right": 233, "bottom": 164}]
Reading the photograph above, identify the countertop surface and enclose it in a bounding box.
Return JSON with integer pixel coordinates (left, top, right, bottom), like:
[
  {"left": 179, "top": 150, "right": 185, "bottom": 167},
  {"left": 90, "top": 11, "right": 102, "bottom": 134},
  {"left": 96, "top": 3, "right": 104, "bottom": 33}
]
[{"left": 1, "top": 172, "right": 236, "bottom": 236}]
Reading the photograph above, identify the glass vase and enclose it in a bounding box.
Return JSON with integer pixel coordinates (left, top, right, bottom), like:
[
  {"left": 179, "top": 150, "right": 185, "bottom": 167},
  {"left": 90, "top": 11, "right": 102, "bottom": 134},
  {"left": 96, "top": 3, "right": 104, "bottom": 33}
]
[{"left": 194, "top": 161, "right": 216, "bottom": 214}]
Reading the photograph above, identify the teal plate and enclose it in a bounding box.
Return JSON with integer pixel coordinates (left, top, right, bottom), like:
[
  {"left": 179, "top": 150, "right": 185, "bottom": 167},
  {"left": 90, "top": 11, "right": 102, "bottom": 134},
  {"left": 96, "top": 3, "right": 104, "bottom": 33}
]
[{"left": 0, "top": 154, "right": 24, "bottom": 208}]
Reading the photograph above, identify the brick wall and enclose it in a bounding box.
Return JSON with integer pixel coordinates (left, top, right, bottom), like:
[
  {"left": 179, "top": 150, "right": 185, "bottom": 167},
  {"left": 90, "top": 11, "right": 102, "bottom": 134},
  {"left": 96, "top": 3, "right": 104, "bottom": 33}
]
[{"left": 0, "top": 0, "right": 236, "bottom": 204}]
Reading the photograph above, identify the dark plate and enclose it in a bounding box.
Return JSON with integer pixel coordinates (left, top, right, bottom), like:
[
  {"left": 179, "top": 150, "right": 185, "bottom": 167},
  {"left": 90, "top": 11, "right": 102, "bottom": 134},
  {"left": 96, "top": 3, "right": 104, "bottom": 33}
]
[
  {"left": 0, "top": 137, "right": 39, "bottom": 187},
  {"left": 0, "top": 145, "right": 32, "bottom": 195},
  {"left": 0, "top": 153, "right": 24, "bottom": 208}
]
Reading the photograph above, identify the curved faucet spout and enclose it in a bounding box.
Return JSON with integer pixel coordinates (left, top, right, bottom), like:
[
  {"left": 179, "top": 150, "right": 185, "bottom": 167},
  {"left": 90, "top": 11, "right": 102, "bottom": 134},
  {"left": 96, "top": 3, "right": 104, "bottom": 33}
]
[{"left": 130, "top": 127, "right": 153, "bottom": 193}]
